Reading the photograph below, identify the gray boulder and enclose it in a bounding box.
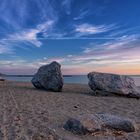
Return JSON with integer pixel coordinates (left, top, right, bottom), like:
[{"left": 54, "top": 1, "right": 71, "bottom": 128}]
[
  {"left": 88, "top": 72, "right": 140, "bottom": 98},
  {"left": 31, "top": 61, "right": 63, "bottom": 92},
  {"left": 64, "top": 113, "right": 137, "bottom": 135}
]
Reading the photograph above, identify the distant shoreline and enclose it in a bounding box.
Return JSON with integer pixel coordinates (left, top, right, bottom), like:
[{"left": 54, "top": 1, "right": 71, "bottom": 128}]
[
  {"left": 2, "top": 74, "right": 140, "bottom": 77},
  {"left": 4, "top": 75, "right": 74, "bottom": 77}
]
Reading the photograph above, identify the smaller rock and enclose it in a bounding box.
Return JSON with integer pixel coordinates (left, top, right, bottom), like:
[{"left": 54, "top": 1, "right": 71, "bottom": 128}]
[{"left": 64, "top": 113, "right": 137, "bottom": 135}]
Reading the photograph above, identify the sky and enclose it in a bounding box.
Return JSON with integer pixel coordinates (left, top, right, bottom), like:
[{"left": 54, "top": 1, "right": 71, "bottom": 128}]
[{"left": 0, "top": 0, "right": 140, "bottom": 75}]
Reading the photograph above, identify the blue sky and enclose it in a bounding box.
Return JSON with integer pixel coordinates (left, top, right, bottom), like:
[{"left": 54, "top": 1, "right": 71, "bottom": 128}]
[{"left": 0, "top": 0, "right": 140, "bottom": 75}]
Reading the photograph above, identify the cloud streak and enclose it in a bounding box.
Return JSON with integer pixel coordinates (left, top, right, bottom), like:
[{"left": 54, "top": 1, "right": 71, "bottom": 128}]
[
  {"left": 75, "top": 24, "right": 115, "bottom": 35},
  {"left": 0, "top": 20, "right": 55, "bottom": 54}
]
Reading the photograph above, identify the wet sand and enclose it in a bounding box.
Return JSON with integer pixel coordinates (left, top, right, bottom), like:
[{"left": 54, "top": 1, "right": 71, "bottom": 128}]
[{"left": 0, "top": 81, "right": 140, "bottom": 140}]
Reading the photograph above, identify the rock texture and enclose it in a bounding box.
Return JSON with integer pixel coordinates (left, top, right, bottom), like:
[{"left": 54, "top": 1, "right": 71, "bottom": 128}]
[
  {"left": 96, "top": 113, "right": 136, "bottom": 133},
  {"left": 31, "top": 61, "right": 63, "bottom": 92},
  {"left": 88, "top": 72, "right": 140, "bottom": 98},
  {"left": 64, "top": 113, "right": 137, "bottom": 135},
  {"left": 63, "top": 118, "right": 87, "bottom": 134}
]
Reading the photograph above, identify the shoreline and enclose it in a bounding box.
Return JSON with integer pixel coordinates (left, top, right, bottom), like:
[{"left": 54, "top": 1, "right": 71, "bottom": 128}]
[{"left": 3, "top": 75, "right": 140, "bottom": 87}]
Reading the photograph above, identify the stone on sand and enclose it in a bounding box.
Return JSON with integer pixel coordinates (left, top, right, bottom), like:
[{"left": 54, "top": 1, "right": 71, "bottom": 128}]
[
  {"left": 88, "top": 72, "right": 140, "bottom": 98},
  {"left": 64, "top": 113, "right": 137, "bottom": 135},
  {"left": 31, "top": 61, "right": 63, "bottom": 92}
]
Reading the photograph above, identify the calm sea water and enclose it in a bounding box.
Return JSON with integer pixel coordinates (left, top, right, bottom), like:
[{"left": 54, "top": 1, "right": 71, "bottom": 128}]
[
  {"left": 4, "top": 75, "right": 140, "bottom": 86},
  {"left": 4, "top": 75, "right": 88, "bottom": 84}
]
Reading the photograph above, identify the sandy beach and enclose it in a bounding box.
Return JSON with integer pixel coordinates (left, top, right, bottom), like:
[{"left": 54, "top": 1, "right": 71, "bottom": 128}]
[{"left": 0, "top": 81, "right": 140, "bottom": 140}]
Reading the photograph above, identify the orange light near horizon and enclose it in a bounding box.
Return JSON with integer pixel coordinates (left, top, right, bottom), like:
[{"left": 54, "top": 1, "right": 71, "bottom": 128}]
[{"left": 62, "top": 64, "right": 140, "bottom": 75}]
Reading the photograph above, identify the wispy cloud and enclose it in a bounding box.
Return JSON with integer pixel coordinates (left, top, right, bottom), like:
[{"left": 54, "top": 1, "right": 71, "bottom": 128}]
[
  {"left": 73, "top": 9, "right": 90, "bottom": 20},
  {"left": 32, "top": 34, "right": 140, "bottom": 71},
  {"left": 8, "top": 20, "right": 54, "bottom": 48},
  {"left": 75, "top": 35, "right": 140, "bottom": 69},
  {"left": 0, "top": 44, "right": 13, "bottom": 54},
  {"left": 109, "top": 26, "right": 140, "bottom": 37},
  {"left": 0, "top": 33, "right": 140, "bottom": 75},
  {"left": 83, "top": 35, "right": 140, "bottom": 54},
  {"left": 75, "top": 24, "right": 115, "bottom": 35},
  {"left": 0, "top": 20, "right": 54, "bottom": 54}
]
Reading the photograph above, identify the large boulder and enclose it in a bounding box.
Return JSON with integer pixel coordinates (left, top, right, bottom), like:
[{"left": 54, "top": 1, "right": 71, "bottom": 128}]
[
  {"left": 31, "top": 61, "right": 63, "bottom": 92},
  {"left": 87, "top": 72, "right": 140, "bottom": 98},
  {"left": 63, "top": 113, "right": 137, "bottom": 135}
]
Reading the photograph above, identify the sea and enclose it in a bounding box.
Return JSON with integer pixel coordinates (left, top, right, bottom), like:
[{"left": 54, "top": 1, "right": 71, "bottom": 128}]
[{"left": 3, "top": 75, "right": 140, "bottom": 86}]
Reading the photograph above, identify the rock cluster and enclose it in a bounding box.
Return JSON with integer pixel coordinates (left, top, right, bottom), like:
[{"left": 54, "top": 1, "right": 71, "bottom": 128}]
[
  {"left": 32, "top": 62, "right": 139, "bottom": 99},
  {"left": 64, "top": 113, "right": 137, "bottom": 135},
  {"left": 88, "top": 72, "right": 140, "bottom": 98},
  {"left": 31, "top": 63, "right": 139, "bottom": 138},
  {"left": 31, "top": 61, "right": 63, "bottom": 92}
]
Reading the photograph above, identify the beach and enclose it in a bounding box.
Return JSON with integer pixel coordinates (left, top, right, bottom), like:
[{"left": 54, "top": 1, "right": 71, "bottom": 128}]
[{"left": 0, "top": 81, "right": 140, "bottom": 140}]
